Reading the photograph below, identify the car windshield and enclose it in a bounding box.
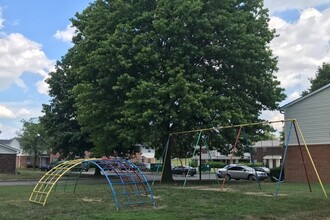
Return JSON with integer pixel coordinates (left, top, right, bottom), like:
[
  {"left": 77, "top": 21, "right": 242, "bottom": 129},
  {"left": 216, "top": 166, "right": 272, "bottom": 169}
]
[{"left": 223, "top": 165, "right": 233, "bottom": 169}]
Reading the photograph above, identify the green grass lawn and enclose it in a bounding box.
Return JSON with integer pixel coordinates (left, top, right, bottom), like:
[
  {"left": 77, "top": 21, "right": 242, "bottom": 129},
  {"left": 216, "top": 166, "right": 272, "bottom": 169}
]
[
  {"left": 0, "top": 168, "right": 45, "bottom": 180},
  {"left": 0, "top": 176, "right": 330, "bottom": 220}
]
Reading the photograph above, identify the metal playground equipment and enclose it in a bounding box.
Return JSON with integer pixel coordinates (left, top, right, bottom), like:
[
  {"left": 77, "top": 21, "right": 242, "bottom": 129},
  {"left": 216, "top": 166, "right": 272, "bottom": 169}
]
[
  {"left": 160, "top": 119, "right": 327, "bottom": 198},
  {"left": 29, "top": 159, "right": 156, "bottom": 210}
]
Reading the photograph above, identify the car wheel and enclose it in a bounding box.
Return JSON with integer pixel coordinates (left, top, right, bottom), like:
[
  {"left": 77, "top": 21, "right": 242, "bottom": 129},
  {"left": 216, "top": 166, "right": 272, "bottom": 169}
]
[
  {"left": 225, "top": 174, "right": 231, "bottom": 181},
  {"left": 248, "top": 175, "right": 255, "bottom": 181}
]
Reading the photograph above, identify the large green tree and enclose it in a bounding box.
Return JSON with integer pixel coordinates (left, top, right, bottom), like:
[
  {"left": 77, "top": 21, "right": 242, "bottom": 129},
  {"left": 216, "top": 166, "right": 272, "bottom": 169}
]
[
  {"left": 302, "top": 63, "right": 330, "bottom": 96},
  {"left": 45, "top": 0, "right": 285, "bottom": 182}
]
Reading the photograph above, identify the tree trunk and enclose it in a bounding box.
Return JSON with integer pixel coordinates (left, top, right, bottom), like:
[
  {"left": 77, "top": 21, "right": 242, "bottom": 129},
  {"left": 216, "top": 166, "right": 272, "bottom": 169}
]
[
  {"left": 33, "top": 137, "right": 37, "bottom": 171},
  {"left": 94, "top": 166, "right": 102, "bottom": 175},
  {"left": 34, "top": 154, "right": 37, "bottom": 171},
  {"left": 161, "top": 134, "right": 174, "bottom": 182}
]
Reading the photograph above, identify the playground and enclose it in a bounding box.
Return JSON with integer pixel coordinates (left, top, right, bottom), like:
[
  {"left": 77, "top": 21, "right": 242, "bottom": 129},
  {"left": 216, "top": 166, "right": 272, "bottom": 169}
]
[
  {"left": 1, "top": 179, "right": 330, "bottom": 219},
  {"left": 1, "top": 119, "right": 330, "bottom": 219}
]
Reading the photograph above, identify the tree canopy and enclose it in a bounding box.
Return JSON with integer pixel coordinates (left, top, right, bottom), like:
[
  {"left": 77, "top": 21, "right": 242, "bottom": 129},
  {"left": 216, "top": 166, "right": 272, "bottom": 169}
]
[
  {"left": 302, "top": 63, "right": 330, "bottom": 96},
  {"left": 40, "top": 59, "right": 95, "bottom": 159},
  {"left": 42, "top": 0, "right": 285, "bottom": 181}
]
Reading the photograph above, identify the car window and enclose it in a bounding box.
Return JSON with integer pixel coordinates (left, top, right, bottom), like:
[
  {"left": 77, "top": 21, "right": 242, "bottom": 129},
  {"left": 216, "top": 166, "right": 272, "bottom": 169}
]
[{"left": 244, "top": 166, "right": 253, "bottom": 171}]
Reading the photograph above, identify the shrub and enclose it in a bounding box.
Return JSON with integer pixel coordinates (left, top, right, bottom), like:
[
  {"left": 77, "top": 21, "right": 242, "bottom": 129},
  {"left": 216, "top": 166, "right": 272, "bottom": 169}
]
[
  {"left": 189, "top": 161, "right": 198, "bottom": 167},
  {"left": 270, "top": 167, "right": 284, "bottom": 181},
  {"left": 205, "top": 162, "right": 226, "bottom": 168}
]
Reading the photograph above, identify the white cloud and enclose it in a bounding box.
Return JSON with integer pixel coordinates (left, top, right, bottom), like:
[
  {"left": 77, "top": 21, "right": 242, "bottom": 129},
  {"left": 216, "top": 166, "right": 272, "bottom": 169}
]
[
  {"left": 0, "top": 122, "right": 19, "bottom": 139},
  {"left": 54, "top": 24, "right": 76, "bottom": 42},
  {"left": 260, "top": 110, "right": 284, "bottom": 134},
  {"left": 0, "top": 103, "right": 32, "bottom": 139},
  {"left": 15, "top": 78, "right": 28, "bottom": 91},
  {"left": 269, "top": 7, "right": 330, "bottom": 96},
  {"left": 36, "top": 78, "right": 49, "bottom": 95},
  {"left": 287, "top": 91, "right": 300, "bottom": 102},
  {"left": 0, "top": 100, "right": 44, "bottom": 138},
  {"left": 261, "top": 6, "right": 330, "bottom": 126},
  {"left": 264, "top": 0, "right": 330, "bottom": 13},
  {"left": 0, "top": 105, "right": 15, "bottom": 119},
  {"left": 0, "top": 33, "right": 54, "bottom": 91},
  {"left": 0, "top": 103, "right": 34, "bottom": 120},
  {"left": 18, "top": 108, "right": 31, "bottom": 116}
]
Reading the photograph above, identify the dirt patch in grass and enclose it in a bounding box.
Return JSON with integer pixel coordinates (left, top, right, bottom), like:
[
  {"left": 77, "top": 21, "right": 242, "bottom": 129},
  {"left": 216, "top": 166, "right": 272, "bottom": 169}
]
[
  {"left": 81, "top": 197, "right": 102, "bottom": 202},
  {"left": 184, "top": 186, "right": 237, "bottom": 192},
  {"left": 244, "top": 191, "right": 287, "bottom": 197}
]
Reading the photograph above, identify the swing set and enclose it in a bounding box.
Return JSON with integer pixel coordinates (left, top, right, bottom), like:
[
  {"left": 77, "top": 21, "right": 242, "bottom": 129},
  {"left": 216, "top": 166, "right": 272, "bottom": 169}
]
[{"left": 160, "top": 118, "right": 328, "bottom": 198}]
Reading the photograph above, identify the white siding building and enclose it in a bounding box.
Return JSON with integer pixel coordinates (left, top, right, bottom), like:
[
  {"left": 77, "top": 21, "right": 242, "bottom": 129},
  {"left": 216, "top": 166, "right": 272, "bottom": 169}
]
[
  {"left": 280, "top": 83, "right": 330, "bottom": 183},
  {"left": 280, "top": 84, "right": 330, "bottom": 145}
]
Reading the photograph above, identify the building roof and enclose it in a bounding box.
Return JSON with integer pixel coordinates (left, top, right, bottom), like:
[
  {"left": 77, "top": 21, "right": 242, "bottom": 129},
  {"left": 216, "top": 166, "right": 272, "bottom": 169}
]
[
  {"left": 140, "top": 147, "right": 155, "bottom": 159},
  {"left": 0, "top": 139, "right": 13, "bottom": 145},
  {"left": 0, "top": 143, "right": 20, "bottom": 154},
  {"left": 280, "top": 83, "right": 330, "bottom": 110},
  {"left": 252, "top": 140, "right": 281, "bottom": 148}
]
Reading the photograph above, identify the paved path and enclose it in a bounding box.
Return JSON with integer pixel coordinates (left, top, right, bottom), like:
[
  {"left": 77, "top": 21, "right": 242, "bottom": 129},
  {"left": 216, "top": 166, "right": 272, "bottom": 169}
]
[
  {"left": 0, "top": 180, "right": 38, "bottom": 186},
  {"left": 0, "top": 172, "right": 219, "bottom": 186}
]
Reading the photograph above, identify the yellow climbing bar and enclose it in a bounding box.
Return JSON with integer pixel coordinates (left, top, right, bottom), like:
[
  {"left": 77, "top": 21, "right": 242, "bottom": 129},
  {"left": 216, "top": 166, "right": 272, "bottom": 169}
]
[
  {"left": 29, "top": 159, "right": 156, "bottom": 210},
  {"left": 29, "top": 159, "right": 90, "bottom": 206}
]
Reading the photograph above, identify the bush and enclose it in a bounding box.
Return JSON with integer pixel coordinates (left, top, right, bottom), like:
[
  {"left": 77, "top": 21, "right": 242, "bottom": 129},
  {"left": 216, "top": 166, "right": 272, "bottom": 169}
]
[
  {"left": 269, "top": 167, "right": 284, "bottom": 181},
  {"left": 205, "top": 162, "right": 226, "bottom": 168},
  {"left": 189, "top": 161, "right": 198, "bottom": 167}
]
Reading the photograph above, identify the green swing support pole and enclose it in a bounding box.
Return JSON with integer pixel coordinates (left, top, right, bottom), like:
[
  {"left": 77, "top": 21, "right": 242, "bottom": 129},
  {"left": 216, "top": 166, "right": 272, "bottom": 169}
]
[
  {"left": 201, "top": 136, "right": 219, "bottom": 183},
  {"left": 183, "top": 131, "right": 202, "bottom": 188},
  {"left": 242, "top": 128, "right": 261, "bottom": 190}
]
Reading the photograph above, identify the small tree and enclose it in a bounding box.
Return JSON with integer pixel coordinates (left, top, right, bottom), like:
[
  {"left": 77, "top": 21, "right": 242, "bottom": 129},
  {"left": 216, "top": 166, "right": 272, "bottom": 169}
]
[
  {"left": 17, "top": 118, "right": 48, "bottom": 170},
  {"left": 302, "top": 63, "right": 330, "bottom": 96}
]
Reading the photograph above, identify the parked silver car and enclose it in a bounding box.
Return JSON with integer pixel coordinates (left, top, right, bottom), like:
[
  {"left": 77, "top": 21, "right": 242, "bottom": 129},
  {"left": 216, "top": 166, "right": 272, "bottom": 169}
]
[
  {"left": 254, "top": 166, "right": 270, "bottom": 175},
  {"left": 217, "top": 164, "right": 268, "bottom": 181}
]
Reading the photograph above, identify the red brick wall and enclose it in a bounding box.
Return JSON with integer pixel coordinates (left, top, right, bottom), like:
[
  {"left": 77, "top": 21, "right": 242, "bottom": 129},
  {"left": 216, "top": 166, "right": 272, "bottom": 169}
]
[
  {"left": 16, "top": 156, "right": 28, "bottom": 168},
  {"left": 0, "top": 154, "right": 16, "bottom": 173},
  {"left": 285, "top": 144, "right": 330, "bottom": 183},
  {"left": 254, "top": 147, "right": 285, "bottom": 162}
]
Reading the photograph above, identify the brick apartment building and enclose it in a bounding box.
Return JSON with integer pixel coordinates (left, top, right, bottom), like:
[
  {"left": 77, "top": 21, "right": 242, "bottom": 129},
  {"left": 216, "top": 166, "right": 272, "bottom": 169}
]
[
  {"left": 0, "top": 143, "right": 19, "bottom": 173},
  {"left": 0, "top": 138, "right": 58, "bottom": 169},
  {"left": 252, "top": 140, "right": 284, "bottom": 169},
  {"left": 280, "top": 83, "right": 330, "bottom": 183}
]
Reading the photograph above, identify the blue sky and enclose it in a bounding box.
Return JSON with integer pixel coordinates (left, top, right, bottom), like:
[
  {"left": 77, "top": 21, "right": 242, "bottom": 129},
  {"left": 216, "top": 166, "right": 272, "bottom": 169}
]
[{"left": 1, "top": 0, "right": 330, "bottom": 138}]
